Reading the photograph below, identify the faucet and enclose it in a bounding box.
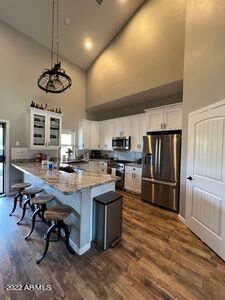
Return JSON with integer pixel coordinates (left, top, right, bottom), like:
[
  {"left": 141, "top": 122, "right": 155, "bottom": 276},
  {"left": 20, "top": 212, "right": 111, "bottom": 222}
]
[{"left": 56, "top": 146, "right": 61, "bottom": 170}]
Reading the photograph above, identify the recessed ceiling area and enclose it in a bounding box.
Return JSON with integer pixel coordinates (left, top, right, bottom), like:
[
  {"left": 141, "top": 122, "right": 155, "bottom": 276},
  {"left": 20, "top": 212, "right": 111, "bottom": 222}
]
[{"left": 0, "top": 0, "right": 145, "bottom": 70}]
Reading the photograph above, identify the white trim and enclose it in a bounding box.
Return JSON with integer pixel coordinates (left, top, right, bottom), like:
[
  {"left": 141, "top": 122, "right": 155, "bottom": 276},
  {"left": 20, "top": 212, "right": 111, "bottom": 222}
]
[
  {"left": 0, "top": 119, "right": 9, "bottom": 196},
  {"left": 145, "top": 102, "right": 183, "bottom": 112},
  {"left": 69, "top": 239, "right": 91, "bottom": 255},
  {"left": 189, "top": 99, "right": 225, "bottom": 116},
  {"left": 178, "top": 214, "right": 186, "bottom": 224}
]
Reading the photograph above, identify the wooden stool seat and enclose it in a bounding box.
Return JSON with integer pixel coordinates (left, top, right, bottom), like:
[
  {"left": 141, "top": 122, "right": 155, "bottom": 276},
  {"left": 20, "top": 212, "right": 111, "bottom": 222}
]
[
  {"left": 9, "top": 182, "right": 31, "bottom": 216},
  {"left": 36, "top": 204, "right": 75, "bottom": 264},
  {"left": 31, "top": 195, "right": 55, "bottom": 205},
  {"left": 21, "top": 187, "right": 43, "bottom": 196},
  {"left": 44, "top": 205, "right": 73, "bottom": 221},
  {"left": 12, "top": 182, "right": 31, "bottom": 190}
]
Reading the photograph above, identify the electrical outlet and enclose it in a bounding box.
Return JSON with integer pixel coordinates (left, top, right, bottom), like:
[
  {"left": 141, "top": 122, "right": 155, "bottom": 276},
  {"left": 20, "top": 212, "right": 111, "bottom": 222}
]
[{"left": 16, "top": 141, "right": 20, "bottom": 146}]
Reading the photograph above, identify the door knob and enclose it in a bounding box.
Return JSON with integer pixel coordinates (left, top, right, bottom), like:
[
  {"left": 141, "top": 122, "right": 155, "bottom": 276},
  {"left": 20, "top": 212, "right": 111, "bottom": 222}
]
[{"left": 187, "top": 176, "right": 193, "bottom": 181}]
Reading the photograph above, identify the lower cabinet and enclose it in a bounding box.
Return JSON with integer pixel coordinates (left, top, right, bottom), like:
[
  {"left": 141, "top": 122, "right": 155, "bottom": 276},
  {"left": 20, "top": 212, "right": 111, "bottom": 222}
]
[
  {"left": 88, "top": 160, "right": 108, "bottom": 173},
  {"left": 97, "top": 161, "right": 108, "bottom": 174},
  {"left": 125, "top": 166, "right": 142, "bottom": 194}
]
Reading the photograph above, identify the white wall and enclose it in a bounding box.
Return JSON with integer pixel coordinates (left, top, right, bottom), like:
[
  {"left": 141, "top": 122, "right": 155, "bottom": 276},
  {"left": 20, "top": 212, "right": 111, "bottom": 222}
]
[
  {"left": 180, "top": 0, "right": 225, "bottom": 217},
  {"left": 0, "top": 21, "right": 86, "bottom": 148},
  {"left": 86, "top": 0, "right": 186, "bottom": 110}
]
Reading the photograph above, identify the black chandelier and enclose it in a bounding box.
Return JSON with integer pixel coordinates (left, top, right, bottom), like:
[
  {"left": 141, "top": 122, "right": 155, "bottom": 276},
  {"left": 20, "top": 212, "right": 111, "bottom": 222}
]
[{"left": 37, "top": 0, "right": 72, "bottom": 93}]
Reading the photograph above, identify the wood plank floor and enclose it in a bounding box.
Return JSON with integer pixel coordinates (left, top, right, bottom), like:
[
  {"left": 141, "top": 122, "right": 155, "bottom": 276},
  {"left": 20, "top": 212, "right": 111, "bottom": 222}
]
[{"left": 1, "top": 192, "right": 225, "bottom": 300}]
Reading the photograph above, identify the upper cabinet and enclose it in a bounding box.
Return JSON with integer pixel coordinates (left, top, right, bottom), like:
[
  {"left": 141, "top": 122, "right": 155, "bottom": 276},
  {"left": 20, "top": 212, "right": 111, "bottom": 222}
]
[
  {"left": 113, "top": 117, "right": 131, "bottom": 137},
  {"left": 100, "top": 120, "right": 114, "bottom": 150},
  {"left": 146, "top": 103, "right": 182, "bottom": 132},
  {"left": 130, "top": 114, "right": 146, "bottom": 151},
  {"left": 78, "top": 120, "right": 100, "bottom": 150},
  {"left": 77, "top": 103, "right": 182, "bottom": 151},
  {"left": 90, "top": 121, "right": 100, "bottom": 150},
  {"left": 29, "top": 108, "right": 62, "bottom": 149}
]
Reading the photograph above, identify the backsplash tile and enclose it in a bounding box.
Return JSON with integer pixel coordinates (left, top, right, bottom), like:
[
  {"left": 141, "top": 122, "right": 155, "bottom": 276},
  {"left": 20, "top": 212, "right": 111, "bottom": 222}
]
[{"left": 11, "top": 148, "right": 57, "bottom": 160}]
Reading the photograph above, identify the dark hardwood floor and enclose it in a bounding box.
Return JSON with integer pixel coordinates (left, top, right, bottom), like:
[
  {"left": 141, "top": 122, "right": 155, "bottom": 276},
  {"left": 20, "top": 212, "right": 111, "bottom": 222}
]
[{"left": 1, "top": 192, "right": 225, "bottom": 300}]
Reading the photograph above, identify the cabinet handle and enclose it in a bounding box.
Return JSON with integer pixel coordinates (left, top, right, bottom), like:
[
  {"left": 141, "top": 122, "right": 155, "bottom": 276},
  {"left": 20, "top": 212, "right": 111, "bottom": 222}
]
[
  {"left": 164, "top": 123, "right": 166, "bottom": 129},
  {"left": 161, "top": 123, "right": 163, "bottom": 130}
]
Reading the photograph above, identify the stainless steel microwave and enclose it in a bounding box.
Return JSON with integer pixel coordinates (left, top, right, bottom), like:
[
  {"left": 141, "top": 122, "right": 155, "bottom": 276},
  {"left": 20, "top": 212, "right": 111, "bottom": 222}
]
[{"left": 112, "top": 136, "right": 131, "bottom": 150}]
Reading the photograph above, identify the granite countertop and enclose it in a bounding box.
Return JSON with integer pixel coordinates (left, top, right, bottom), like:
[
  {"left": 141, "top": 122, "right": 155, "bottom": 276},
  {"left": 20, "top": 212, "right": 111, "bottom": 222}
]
[
  {"left": 126, "top": 163, "right": 143, "bottom": 168},
  {"left": 12, "top": 162, "right": 118, "bottom": 195}
]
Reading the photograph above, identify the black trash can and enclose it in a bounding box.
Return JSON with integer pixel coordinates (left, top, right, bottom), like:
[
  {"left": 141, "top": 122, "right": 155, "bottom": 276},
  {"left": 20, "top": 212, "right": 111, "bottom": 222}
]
[{"left": 92, "top": 191, "right": 123, "bottom": 250}]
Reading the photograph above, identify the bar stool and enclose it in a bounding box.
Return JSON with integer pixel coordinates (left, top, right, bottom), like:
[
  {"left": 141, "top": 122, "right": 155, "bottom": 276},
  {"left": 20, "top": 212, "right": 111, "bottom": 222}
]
[
  {"left": 24, "top": 195, "right": 55, "bottom": 239},
  {"left": 17, "top": 187, "right": 43, "bottom": 225},
  {"left": 9, "top": 182, "right": 31, "bottom": 216},
  {"left": 36, "top": 205, "right": 75, "bottom": 264}
]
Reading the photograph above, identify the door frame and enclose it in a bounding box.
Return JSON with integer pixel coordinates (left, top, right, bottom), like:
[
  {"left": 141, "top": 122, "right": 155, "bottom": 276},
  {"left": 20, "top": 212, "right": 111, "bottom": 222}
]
[
  {"left": 185, "top": 98, "right": 225, "bottom": 220},
  {"left": 0, "top": 119, "right": 9, "bottom": 196}
]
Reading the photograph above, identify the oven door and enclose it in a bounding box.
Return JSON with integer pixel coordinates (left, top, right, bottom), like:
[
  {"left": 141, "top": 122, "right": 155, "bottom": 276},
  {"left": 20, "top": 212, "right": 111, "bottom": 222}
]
[{"left": 112, "top": 137, "right": 130, "bottom": 150}]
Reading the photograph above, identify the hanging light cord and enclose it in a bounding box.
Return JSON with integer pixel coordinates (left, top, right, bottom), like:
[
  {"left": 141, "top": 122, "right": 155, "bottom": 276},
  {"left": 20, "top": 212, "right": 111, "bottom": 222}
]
[
  {"left": 57, "top": 0, "right": 59, "bottom": 64},
  {"left": 51, "top": 0, "right": 55, "bottom": 68}
]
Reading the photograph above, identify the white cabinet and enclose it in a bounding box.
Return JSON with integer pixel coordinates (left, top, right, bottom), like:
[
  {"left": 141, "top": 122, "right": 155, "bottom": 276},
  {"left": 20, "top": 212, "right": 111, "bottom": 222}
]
[
  {"left": 90, "top": 121, "right": 100, "bottom": 150},
  {"left": 146, "top": 104, "right": 182, "bottom": 132},
  {"left": 100, "top": 120, "right": 114, "bottom": 150},
  {"left": 139, "top": 114, "right": 147, "bottom": 149},
  {"left": 78, "top": 120, "right": 91, "bottom": 149},
  {"left": 125, "top": 165, "right": 142, "bottom": 194},
  {"left": 163, "top": 105, "right": 183, "bottom": 131},
  {"left": 29, "top": 108, "right": 62, "bottom": 149},
  {"left": 88, "top": 160, "right": 98, "bottom": 172},
  {"left": 130, "top": 114, "right": 146, "bottom": 151},
  {"left": 97, "top": 161, "right": 108, "bottom": 174},
  {"left": 113, "top": 117, "right": 131, "bottom": 137},
  {"left": 78, "top": 120, "right": 100, "bottom": 150}
]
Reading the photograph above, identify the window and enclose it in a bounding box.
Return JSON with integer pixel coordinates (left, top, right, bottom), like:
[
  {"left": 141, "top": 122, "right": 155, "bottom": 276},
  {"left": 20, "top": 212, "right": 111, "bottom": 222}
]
[{"left": 61, "top": 130, "right": 75, "bottom": 161}]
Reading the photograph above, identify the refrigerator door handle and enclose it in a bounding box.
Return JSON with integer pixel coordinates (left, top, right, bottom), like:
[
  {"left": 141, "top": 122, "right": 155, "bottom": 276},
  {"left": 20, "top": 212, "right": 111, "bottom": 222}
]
[
  {"left": 155, "top": 139, "right": 158, "bottom": 174},
  {"left": 142, "top": 177, "right": 177, "bottom": 187},
  {"left": 158, "top": 139, "right": 161, "bottom": 175}
]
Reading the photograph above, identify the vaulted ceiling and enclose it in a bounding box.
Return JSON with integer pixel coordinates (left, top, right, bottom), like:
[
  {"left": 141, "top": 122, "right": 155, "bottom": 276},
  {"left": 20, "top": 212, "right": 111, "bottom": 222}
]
[{"left": 0, "top": 0, "right": 145, "bottom": 69}]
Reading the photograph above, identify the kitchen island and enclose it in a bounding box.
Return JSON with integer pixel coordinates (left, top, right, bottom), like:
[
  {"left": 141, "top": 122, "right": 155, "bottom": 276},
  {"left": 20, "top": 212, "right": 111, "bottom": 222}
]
[{"left": 12, "top": 162, "right": 118, "bottom": 255}]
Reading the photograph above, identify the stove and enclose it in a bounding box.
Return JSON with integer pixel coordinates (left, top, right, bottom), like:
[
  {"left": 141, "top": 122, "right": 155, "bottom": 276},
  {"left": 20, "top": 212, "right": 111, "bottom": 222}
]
[{"left": 107, "top": 160, "right": 134, "bottom": 189}]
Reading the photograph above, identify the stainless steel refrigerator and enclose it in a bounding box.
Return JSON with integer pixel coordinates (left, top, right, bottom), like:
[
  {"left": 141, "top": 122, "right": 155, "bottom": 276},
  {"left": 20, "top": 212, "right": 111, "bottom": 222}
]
[{"left": 142, "top": 131, "right": 181, "bottom": 212}]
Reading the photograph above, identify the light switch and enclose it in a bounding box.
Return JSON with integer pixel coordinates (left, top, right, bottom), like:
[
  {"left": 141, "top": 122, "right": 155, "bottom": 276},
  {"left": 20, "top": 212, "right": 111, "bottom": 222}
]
[{"left": 16, "top": 141, "right": 20, "bottom": 146}]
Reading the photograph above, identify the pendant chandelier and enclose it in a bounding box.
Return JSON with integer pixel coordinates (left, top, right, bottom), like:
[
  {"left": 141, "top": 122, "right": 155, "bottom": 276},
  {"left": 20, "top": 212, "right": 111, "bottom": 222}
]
[{"left": 37, "top": 0, "right": 72, "bottom": 93}]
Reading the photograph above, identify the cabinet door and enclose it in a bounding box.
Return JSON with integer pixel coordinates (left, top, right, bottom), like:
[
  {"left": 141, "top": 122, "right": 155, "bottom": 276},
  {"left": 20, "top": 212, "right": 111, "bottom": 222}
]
[
  {"left": 90, "top": 121, "right": 100, "bottom": 150},
  {"left": 163, "top": 105, "right": 183, "bottom": 130},
  {"left": 114, "top": 118, "right": 124, "bottom": 137},
  {"left": 125, "top": 172, "right": 134, "bottom": 191},
  {"left": 130, "top": 116, "right": 140, "bottom": 151},
  {"left": 99, "top": 121, "right": 106, "bottom": 150},
  {"left": 78, "top": 120, "right": 90, "bottom": 149},
  {"left": 88, "top": 161, "right": 98, "bottom": 172},
  {"left": 31, "top": 112, "right": 48, "bottom": 148},
  {"left": 48, "top": 116, "right": 61, "bottom": 148},
  {"left": 147, "top": 109, "right": 164, "bottom": 132},
  {"left": 139, "top": 114, "right": 147, "bottom": 150},
  {"left": 133, "top": 168, "right": 142, "bottom": 194},
  {"left": 123, "top": 117, "right": 131, "bottom": 137},
  {"left": 105, "top": 120, "right": 114, "bottom": 150}
]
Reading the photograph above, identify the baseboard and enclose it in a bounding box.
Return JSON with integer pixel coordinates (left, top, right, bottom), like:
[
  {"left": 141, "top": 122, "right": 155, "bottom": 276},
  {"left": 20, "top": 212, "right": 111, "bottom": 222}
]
[
  {"left": 69, "top": 239, "right": 91, "bottom": 256},
  {"left": 178, "top": 214, "right": 186, "bottom": 224}
]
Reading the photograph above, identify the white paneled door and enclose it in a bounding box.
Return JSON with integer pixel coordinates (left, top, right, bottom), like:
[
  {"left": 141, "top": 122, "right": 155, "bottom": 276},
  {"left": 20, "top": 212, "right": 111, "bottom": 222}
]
[{"left": 186, "top": 100, "right": 225, "bottom": 260}]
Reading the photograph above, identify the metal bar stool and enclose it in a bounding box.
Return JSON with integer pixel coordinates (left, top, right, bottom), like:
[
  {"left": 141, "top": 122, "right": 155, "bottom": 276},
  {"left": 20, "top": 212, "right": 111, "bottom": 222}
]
[
  {"left": 17, "top": 187, "right": 43, "bottom": 225},
  {"left": 9, "top": 183, "right": 31, "bottom": 216},
  {"left": 24, "top": 195, "right": 55, "bottom": 239},
  {"left": 36, "top": 204, "right": 75, "bottom": 264}
]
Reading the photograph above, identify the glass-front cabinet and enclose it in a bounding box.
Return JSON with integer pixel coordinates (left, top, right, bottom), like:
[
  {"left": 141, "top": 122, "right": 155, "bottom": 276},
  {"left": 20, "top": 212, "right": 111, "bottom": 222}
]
[{"left": 29, "top": 108, "right": 62, "bottom": 149}]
